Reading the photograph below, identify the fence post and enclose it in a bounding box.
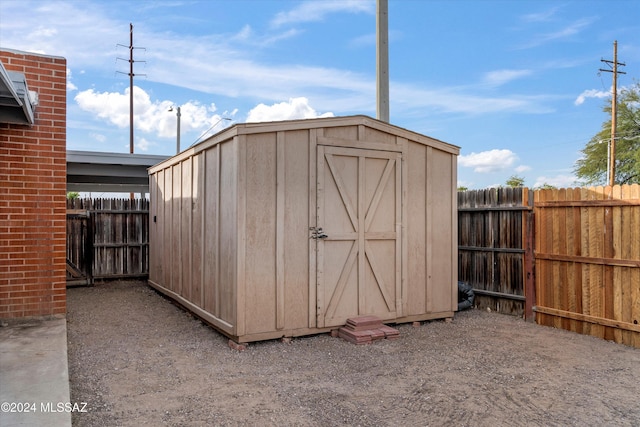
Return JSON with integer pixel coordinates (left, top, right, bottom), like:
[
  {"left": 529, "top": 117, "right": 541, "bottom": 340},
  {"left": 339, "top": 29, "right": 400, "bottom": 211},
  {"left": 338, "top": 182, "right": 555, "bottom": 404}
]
[
  {"left": 522, "top": 191, "right": 536, "bottom": 322},
  {"left": 86, "top": 207, "right": 94, "bottom": 285}
]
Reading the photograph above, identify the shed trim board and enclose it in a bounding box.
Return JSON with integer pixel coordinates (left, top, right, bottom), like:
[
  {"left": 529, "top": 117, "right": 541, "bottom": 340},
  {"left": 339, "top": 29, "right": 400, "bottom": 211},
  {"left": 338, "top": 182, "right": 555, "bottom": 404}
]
[
  {"left": 308, "top": 128, "right": 318, "bottom": 328},
  {"left": 148, "top": 115, "right": 459, "bottom": 343}
]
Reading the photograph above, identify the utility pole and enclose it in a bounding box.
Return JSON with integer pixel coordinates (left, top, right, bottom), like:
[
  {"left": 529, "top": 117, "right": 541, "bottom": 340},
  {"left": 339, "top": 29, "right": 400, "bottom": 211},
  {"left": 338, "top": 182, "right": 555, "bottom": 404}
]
[
  {"left": 129, "top": 23, "right": 134, "bottom": 156},
  {"left": 599, "top": 40, "right": 626, "bottom": 186},
  {"left": 117, "top": 23, "right": 146, "bottom": 156},
  {"left": 376, "top": 0, "right": 389, "bottom": 123},
  {"left": 117, "top": 23, "right": 146, "bottom": 198}
]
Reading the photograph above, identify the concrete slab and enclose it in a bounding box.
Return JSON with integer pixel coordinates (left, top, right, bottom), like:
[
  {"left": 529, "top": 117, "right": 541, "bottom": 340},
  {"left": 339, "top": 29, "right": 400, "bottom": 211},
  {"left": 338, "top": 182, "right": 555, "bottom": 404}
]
[{"left": 0, "top": 317, "right": 72, "bottom": 427}]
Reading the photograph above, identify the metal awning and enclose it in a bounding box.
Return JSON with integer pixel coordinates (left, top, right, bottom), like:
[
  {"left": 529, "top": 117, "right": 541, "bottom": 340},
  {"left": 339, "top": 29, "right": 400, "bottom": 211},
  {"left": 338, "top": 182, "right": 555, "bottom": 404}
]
[
  {"left": 0, "top": 61, "right": 37, "bottom": 125},
  {"left": 67, "top": 150, "right": 169, "bottom": 194}
]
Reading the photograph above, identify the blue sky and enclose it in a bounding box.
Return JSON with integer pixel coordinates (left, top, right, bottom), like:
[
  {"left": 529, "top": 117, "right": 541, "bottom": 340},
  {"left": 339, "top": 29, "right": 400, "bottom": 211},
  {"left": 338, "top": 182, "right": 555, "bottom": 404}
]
[{"left": 1, "top": 0, "right": 639, "bottom": 189}]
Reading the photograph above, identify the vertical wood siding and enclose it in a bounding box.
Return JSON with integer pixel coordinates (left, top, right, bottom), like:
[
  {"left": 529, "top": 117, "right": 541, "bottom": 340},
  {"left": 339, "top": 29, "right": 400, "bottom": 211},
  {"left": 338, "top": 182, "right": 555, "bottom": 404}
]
[{"left": 147, "top": 117, "right": 460, "bottom": 342}]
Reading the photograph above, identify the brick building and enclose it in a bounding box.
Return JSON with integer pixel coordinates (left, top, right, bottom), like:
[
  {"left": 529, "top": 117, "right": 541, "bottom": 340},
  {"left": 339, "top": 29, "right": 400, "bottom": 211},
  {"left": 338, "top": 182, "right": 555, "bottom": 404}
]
[{"left": 0, "top": 48, "right": 67, "bottom": 319}]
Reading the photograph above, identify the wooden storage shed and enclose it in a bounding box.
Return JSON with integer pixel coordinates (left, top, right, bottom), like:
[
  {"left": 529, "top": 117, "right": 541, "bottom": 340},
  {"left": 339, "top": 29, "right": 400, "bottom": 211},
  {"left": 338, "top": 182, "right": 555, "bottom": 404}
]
[{"left": 148, "top": 115, "right": 460, "bottom": 343}]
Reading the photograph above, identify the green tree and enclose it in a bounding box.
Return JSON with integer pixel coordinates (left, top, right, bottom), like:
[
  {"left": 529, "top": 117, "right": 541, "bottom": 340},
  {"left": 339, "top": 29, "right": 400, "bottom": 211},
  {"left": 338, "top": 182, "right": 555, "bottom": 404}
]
[
  {"left": 574, "top": 82, "right": 640, "bottom": 185},
  {"left": 505, "top": 175, "right": 525, "bottom": 188},
  {"left": 534, "top": 183, "right": 557, "bottom": 190},
  {"left": 67, "top": 192, "right": 80, "bottom": 199},
  {"left": 457, "top": 186, "right": 469, "bottom": 192}
]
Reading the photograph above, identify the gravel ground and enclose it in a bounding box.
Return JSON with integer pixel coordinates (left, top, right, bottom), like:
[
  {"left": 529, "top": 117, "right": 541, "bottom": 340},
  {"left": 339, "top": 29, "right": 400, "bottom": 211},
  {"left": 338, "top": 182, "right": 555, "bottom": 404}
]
[{"left": 67, "top": 280, "right": 640, "bottom": 427}]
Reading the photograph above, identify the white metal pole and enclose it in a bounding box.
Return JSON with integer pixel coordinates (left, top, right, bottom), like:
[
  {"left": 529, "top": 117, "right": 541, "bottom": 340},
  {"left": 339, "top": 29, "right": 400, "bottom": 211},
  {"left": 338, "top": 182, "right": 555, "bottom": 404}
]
[{"left": 176, "top": 106, "right": 181, "bottom": 154}]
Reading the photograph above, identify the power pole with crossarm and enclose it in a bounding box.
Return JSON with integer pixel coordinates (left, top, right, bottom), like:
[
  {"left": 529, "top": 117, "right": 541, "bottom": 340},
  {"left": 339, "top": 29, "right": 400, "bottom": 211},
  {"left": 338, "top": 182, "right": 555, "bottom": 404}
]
[{"left": 599, "top": 40, "right": 626, "bottom": 186}]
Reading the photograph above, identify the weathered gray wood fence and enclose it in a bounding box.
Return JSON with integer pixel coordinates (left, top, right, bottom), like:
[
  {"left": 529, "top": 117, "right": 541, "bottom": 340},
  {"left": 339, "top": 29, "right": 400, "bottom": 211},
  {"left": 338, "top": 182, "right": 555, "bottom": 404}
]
[
  {"left": 457, "top": 187, "right": 534, "bottom": 318},
  {"left": 66, "top": 198, "right": 149, "bottom": 282}
]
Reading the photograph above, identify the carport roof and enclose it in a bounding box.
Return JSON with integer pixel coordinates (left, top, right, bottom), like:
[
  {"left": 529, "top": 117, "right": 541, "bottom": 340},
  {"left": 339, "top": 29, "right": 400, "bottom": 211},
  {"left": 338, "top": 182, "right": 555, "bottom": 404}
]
[
  {"left": 67, "top": 150, "right": 169, "bottom": 194},
  {"left": 0, "top": 61, "right": 36, "bottom": 125}
]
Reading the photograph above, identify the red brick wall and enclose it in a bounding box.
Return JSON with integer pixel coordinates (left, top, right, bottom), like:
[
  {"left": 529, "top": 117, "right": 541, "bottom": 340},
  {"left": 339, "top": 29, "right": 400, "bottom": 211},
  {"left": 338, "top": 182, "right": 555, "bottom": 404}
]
[{"left": 0, "top": 49, "right": 67, "bottom": 319}]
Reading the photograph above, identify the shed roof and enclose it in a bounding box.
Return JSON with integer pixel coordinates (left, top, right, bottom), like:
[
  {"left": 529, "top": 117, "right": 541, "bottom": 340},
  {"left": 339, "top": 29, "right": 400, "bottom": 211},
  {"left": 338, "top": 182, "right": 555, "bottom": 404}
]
[{"left": 150, "top": 115, "right": 459, "bottom": 173}]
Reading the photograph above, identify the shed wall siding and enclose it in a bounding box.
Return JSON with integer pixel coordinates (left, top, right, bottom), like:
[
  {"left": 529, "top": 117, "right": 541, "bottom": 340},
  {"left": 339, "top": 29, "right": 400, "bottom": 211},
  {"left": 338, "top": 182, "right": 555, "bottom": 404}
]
[
  {"left": 149, "top": 139, "right": 239, "bottom": 334},
  {"left": 427, "top": 147, "right": 457, "bottom": 312},
  {"left": 282, "top": 129, "right": 311, "bottom": 330},
  {"left": 191, "top": 153, "right": 204, "bottom": 308},
  {"left": 220, "top": 138, "right": 238, "bottom": 328},
  {"left": 148, "top": 116, "right": 459, "bottom": 342},
  {"left": 241, "top": 129, "right": 313, "bottom": 334},
  {"left": 244, "top": 132, "right": 278, "bottom": 333},
  {"left": 406, "top": 140, "right": 427, "bottom": 315},
  {"left": 203, "top": 146, "right": 220, "bottom": 317},
  {"left": 404, "top": 140, "right": 457, "bottom": 315}
]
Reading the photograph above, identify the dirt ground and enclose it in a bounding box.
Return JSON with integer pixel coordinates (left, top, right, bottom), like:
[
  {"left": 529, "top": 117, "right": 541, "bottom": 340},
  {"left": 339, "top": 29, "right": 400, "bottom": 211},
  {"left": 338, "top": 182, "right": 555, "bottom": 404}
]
[{"left": 66, "top": 281, "right": 640, "bottom": 427}]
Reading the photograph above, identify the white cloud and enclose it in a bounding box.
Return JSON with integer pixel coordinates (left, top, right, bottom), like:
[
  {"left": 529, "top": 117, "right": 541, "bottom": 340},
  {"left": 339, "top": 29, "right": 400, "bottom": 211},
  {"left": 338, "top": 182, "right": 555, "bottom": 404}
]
[
  {"left": 89, "top": 132, "right": 106, "bottom": 143},
  {"left": 533, "top": 174, "right": 577, "bottom": 188},
  {"left": 75, "top": 88, "right": 131, "bottom": 128},
  {"left": 246, "top": 97, "right": 334, "bottom": 123},
  {"left": 575, "top": 89, "right": 610, "bottom": 105},
  {"left": 233, "top": 24, "right": 253, "bottom": 41},
  {"left": 231, "top": 24, "right": 301, "bottom": 47},
  {"left": 66, "top": 69, "right": 77, "bottom": 91},
  {"left": 458, "top": 149, "right": 518, "bottom": 173},
  {"left": 1, "top": 0, "right": 559, "bottom": 120},
  {"left": 519, "top": 18, "right": 596, "bottom": 49},
  {"left": 1, "top": 1, "right": 122, "bottom": 69},
  {"left": 515, "top": 165, "right": 532, "bottom": 173},
  {"left": 136, "top": 137, "right": 153, "bottom": 152},
  {"left": 270, "top": 0, "right": 374, "bottom": 28},
  {"left": 393, "top": 82, "right": 554, "bottom": 115},
  {"left": 521, "top": 7, "right": 561, "bottom": 23},
  {"left": 348, "top": 33, "right": 376, "bottom": 48},
  {"left": 483, "top": 69, "right": 533, "bottom": 87},
  {"left": 75, "top": 86, "right": 227, "bottom": 138},
  {"left": 261, "top": 28, "right": 302, "bottom": 45}
]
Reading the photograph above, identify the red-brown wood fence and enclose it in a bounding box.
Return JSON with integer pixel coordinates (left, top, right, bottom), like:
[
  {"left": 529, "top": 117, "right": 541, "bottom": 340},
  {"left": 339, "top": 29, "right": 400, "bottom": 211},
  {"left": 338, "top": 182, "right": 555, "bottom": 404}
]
[{"left": 533, "top": 185, "right": 640, "bottom": 348}]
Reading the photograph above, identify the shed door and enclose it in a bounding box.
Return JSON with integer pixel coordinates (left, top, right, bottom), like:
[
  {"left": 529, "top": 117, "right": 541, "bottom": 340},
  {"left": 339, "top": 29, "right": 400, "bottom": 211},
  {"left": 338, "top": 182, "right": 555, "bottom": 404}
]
[{"left": 316, "top": 145, "right": 402, "bottom": 328}]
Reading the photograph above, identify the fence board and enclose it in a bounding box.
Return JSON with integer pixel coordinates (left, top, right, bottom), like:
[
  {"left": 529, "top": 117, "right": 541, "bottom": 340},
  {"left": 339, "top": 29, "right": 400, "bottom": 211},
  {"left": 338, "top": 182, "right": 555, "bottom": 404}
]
[
  {"left": 458, "top": 187, "right": 531, "bottom": 316},
  {"left": 534, "top": 185, "right": 640, "bottom": 347},
  {"left": 66, "top": 204, "right": 92, "bottom": 286},
  {"left": 66, "top": 198, "right": 149, "bottom": 282}
]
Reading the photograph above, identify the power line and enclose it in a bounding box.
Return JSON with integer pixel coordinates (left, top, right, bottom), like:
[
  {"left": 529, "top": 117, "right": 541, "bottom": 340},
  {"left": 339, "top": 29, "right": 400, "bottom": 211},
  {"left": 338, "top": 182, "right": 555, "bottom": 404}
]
[{"left": 189, "top": 118, "right": 232, "bottom": 148}]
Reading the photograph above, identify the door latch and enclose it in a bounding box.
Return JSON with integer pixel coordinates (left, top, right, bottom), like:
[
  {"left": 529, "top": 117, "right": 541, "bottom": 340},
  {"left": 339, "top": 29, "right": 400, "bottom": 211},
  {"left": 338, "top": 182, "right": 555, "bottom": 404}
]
[{"left": 310, "top": 227, "right": 328, "bottom": 239}]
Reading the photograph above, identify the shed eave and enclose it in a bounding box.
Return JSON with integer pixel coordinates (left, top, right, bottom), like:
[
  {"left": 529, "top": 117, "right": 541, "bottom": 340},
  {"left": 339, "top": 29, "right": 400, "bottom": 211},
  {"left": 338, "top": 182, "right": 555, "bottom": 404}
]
[{"left": 233, "top": 115, "right": 460, "bottom": 155}]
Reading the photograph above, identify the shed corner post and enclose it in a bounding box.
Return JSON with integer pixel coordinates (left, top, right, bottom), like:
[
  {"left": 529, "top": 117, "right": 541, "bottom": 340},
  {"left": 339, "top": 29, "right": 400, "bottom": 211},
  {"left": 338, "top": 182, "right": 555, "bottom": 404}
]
[
  {"left": 235, "top": 134, "right": 247, "bottom": 338},
  {"left": 451, "top": 152, "right": 459, "bottom": 314}
]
